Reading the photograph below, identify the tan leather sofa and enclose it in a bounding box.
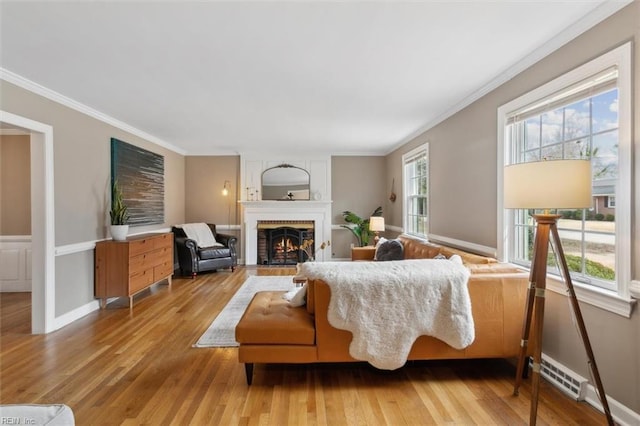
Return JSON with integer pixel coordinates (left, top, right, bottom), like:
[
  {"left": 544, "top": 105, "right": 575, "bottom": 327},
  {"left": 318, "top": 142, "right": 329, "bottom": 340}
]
[{"left": 236, "top": 235, "right": 529, "bottom": 384}]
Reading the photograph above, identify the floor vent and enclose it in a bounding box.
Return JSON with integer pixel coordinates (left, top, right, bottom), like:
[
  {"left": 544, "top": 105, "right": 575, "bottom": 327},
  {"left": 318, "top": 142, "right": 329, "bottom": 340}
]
[{"left": 530, "top": 354, "right": 588, "bottom": 400}]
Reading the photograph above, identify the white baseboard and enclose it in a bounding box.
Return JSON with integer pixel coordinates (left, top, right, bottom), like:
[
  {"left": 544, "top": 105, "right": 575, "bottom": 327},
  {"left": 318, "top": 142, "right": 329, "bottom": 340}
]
[
  {"left": 583, "top": 383, "right": 640, "bottom": 426},
  {"left": 0, "top": 281, "right": 32, "bottom": 292},
  {"left": 53, "top": 300, "right": 101, "bottom": 331}
]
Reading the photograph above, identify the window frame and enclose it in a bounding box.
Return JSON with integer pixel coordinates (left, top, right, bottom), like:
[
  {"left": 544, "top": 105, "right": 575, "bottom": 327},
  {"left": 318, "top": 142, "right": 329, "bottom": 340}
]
[
  {"left": 497, "top": 43, "right": 634, "bottom": 317},
  {"left": 402, "top": 143, "right": 429, "bottom": 239}
]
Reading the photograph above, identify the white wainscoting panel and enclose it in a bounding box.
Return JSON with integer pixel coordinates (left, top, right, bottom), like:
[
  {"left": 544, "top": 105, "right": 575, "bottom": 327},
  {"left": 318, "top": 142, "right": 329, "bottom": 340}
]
[{"left": 0, "top": 236, "right": 32, "bottom": 292}]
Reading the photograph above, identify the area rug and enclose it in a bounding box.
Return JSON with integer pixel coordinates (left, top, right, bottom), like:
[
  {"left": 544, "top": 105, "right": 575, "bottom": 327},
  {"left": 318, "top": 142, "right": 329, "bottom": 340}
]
[{"left": 193, "top": 275, "right": 295, "bottom": 348}]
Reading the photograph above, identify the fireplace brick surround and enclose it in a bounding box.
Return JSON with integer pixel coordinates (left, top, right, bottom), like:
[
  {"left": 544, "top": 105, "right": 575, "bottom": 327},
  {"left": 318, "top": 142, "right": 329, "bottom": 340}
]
[{"left": 257, "top": 221, "right": 314, "bottom": 265}]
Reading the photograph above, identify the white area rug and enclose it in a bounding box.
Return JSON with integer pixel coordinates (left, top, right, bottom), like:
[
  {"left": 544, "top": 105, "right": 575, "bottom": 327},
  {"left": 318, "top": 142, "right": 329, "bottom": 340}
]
[{"left": 193, "top": 275, "right": 295, "bottom": 348}]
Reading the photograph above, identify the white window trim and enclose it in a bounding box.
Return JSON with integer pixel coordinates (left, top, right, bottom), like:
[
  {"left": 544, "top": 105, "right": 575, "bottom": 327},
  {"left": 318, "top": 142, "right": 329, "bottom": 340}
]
[
  {"left": 402, "top": 143, "right": 429, "bottom": 238},
  {"left": 497, "top": 42, "right": 635, "bottom": 317}
]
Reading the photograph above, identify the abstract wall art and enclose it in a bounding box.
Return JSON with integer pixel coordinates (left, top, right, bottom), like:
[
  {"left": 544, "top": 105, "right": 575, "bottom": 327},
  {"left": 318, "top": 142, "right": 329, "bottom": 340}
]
[{"left": 111, "top": 138, "right": 164, "bottom": 226}]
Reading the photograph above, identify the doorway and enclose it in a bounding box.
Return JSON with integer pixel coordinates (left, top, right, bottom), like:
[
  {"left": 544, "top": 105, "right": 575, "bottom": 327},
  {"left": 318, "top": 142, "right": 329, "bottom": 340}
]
[{"left": 0, "top": 110, "right": 55, "bottom": 333}]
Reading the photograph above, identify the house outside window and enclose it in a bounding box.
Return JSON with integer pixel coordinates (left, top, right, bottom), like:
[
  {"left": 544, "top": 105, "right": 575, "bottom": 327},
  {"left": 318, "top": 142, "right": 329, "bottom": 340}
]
[
  {"left": 606, "top": 196, "right": 616, "bottom": 209},
  {"left": 498, "top": 43, "right": 632, "bottom": 310},
  {"left": 402, "top": 144, "right": 429, "bottom": 238}
]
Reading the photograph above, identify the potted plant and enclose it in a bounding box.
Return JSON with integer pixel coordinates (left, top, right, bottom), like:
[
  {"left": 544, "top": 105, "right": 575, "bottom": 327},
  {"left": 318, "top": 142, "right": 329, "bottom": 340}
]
[
  {"left": 341, "top": 206, "right": 382, "bottom": 247},
  {"left": 110, "top": 179, "right": 129, "bottom": 241}
]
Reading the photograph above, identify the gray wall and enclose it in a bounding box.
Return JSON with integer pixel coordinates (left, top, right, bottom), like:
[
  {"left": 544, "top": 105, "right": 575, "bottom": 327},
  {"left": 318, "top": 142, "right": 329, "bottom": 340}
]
[
  {"left": 0, "top": 134, "right": 30, "bottom": 235},
  {"left": 387, "top": 2, "right": 639, "bottom": 412},
  {"left": 331, "top": 156, "right": 387, "bottom": 259},
  {"left": 184, "top": 155, "right": 241, "bottom": 244},
  {"left": 0, "top": 80, "right": 186, "bottom": 315}
]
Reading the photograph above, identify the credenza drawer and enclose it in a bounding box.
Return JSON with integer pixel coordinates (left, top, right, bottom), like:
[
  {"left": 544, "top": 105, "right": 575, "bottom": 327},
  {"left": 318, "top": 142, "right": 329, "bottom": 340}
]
[
  {"left": 153, "top": 233, "right": 173, "bottom": 250},
  {"left": 154, "top": 261, "right": 174, "bottom": 281},
  {"left": 129, "top": 238, "right": 155, "bottom": 257},
  {"left": 130, "top": 252, "right": 153, "bottom": 273},
  {"left": 130, "top": 269, "right": 155, "bottom": 293},
  {"left": 130, "top": 247, "right": 171, "bottom": 272},
  {"left": 153, "top": 246, "right": 172, "bottom": 264}
]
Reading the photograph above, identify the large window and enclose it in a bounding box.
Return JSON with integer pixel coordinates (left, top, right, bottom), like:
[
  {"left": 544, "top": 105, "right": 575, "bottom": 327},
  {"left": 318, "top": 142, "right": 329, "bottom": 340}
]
[
  {"left": 508, "top": 86, "right": 619, "bottom": 290},
  {"left": 498, "top": 43, "right": 632, "bottom": 312},
  {"left": 403, "top": 144, "right": 429, "bottom": 238}
]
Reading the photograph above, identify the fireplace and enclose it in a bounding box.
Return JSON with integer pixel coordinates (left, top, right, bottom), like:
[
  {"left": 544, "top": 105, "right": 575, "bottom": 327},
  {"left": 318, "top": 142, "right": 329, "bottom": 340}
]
[
  {"left": 257, "top": 221, "right": 314, "bottom": 265},
  {"left": 240, "top": 200, "right": 332, "bottom": 265}
]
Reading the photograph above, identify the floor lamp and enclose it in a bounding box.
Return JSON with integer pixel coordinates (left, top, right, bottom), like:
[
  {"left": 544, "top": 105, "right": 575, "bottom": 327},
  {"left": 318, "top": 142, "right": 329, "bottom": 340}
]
[{"left": 503, "top": 159, "right": 614, "bottom": 426}]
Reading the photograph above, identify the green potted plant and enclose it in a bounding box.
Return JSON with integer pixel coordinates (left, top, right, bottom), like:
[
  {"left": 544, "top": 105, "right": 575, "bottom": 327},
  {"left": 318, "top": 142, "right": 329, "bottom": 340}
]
[
  {"left": 341, "top": 206, "right": 382, "bottom": 247},
  {"left": 110, "top": 179, "right": 129, "bottom": 241}
]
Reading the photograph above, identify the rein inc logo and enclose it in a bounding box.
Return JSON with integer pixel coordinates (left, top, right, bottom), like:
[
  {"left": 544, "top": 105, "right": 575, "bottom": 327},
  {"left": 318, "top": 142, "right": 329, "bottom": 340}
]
[{"left": 1, "top": 417, "right": 36, "bottom": 425}]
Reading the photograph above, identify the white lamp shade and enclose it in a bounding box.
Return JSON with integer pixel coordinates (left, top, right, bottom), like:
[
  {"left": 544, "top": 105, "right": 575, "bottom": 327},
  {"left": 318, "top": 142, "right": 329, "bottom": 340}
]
[
  {"left": 369, "top": 216, "right": 385, "bottom": 232},
  {"left": 504, "top": 159, "right": 592, "bottom": 209}
]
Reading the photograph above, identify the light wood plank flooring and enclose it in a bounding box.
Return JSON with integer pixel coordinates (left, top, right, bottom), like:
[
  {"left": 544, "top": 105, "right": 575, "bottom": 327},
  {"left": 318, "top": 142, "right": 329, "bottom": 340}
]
[{"left": 1, "top": 267, "right": 606, "bottom": 425}]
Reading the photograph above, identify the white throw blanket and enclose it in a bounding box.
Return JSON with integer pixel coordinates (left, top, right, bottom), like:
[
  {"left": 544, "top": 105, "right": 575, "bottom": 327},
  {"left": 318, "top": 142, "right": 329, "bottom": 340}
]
[
  {"left": 179, "top": 223, "right": 222, "bottom": 248},
  {"left": 298, "top": 259, "right": 474, "bottom": 370}
]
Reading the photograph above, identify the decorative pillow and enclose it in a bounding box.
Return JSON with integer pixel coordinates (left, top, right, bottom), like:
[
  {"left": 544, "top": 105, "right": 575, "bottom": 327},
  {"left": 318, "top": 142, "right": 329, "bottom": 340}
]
[
  {"left": 375, "top": 239, "right": 404, "bottom": 261},
  {"left": 374, "top": 237, "right": 388, "bottom": 260},
  {"left": 375, "top": 237, "right": 388, "bottom": 247},
  {"left": 283, "top": 283, "right": 307, "bottom": 307}
]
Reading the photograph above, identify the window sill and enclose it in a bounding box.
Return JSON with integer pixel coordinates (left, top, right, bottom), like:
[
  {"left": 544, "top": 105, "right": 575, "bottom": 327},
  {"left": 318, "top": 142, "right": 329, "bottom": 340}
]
[{"left": 544, "top": 274, "right": 636, "bottom": 318}]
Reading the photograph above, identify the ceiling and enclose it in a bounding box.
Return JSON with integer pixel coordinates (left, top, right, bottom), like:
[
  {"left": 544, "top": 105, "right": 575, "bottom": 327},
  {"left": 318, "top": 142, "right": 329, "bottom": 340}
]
[{"left": 0, "top": 1, "right": 628, "bottom": 156}]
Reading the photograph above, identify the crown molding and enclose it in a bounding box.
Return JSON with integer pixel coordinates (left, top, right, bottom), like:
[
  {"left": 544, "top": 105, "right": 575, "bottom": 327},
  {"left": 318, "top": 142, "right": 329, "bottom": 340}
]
[
  {"left": 385, "top": 0, "right": 633, "bottom": 155},
  {"left": 0, "top": 68, "right": 187, "bottom": 156}
]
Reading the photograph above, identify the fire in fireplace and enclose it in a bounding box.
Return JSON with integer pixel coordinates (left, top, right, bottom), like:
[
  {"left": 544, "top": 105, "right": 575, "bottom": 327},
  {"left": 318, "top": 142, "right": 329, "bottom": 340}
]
[{"left": 257, "top": 221, "right": 314, "bottom": 265}]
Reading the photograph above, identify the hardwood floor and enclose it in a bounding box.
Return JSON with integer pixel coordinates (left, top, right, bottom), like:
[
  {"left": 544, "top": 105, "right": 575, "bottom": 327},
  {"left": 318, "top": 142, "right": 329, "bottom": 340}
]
[{"left": 1, "top": 266, "right": 606, "bottom": 425}]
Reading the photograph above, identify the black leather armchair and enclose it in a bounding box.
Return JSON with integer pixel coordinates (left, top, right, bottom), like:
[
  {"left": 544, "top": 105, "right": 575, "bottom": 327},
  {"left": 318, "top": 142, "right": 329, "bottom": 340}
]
[{"left": 172, "top": 224, "right": 237, "bottom": 277}]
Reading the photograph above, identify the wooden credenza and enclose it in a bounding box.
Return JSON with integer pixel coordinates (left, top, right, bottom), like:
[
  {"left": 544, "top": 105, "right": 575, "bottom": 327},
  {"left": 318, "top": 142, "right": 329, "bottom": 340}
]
[{"left": 95, "top": 232, "right": 174, "bottom": 309}]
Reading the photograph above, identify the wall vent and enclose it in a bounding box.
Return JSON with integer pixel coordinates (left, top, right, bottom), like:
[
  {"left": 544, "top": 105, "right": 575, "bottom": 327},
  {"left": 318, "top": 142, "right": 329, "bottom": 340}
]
[{"left": 530, "top": 354, "right": 588, "bottom": 400}]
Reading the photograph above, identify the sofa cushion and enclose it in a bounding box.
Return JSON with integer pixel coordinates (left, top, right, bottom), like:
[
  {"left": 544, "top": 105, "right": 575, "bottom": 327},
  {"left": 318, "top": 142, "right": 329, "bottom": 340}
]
[
  {"left": 236, "top": 291, "right": 315, "bottom": 345},
  {"left": 398, "top": 237, "right": 442, "bottom": 259},
  {"left": 397, "top": 235, "right": 497, "bottom": 264},
  {"left": 439, "top": 246, "right": 495, "bottom": 264},
  {"left": 198, "top": 246, "right": 231, "bottom": 260},
  {"left": 375, "top": 239, "right": 404, "bottom": 261}
]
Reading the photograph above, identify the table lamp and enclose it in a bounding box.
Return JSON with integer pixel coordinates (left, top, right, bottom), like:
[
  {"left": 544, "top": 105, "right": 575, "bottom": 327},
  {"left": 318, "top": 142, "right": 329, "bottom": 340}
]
[
  {"left": 369, "top": 216, "right": 385, "bottom": 245},
  {"left": 504, "top": 159, "right": 613, "bottom": 425}
]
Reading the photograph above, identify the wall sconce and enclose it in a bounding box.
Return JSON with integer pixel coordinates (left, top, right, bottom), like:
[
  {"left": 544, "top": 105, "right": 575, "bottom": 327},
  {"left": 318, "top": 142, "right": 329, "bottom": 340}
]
[
  {"left": 369, "top": 216, "right": 385, "bottom": 245},
  {"left": 222, "top": 180, "right": 230, "bottom": 197}
]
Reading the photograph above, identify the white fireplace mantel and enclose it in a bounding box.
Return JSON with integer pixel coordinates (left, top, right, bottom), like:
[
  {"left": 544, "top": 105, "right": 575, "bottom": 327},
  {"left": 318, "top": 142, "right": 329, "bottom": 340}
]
[{"left": 240, "top": 200, "right": 332, "bottom": 265}]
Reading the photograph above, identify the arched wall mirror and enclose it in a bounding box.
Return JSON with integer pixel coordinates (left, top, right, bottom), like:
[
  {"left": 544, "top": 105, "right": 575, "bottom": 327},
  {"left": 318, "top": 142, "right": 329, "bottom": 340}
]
[{"left": 261, "top": 164, "right": 310, "bottom": 200}]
